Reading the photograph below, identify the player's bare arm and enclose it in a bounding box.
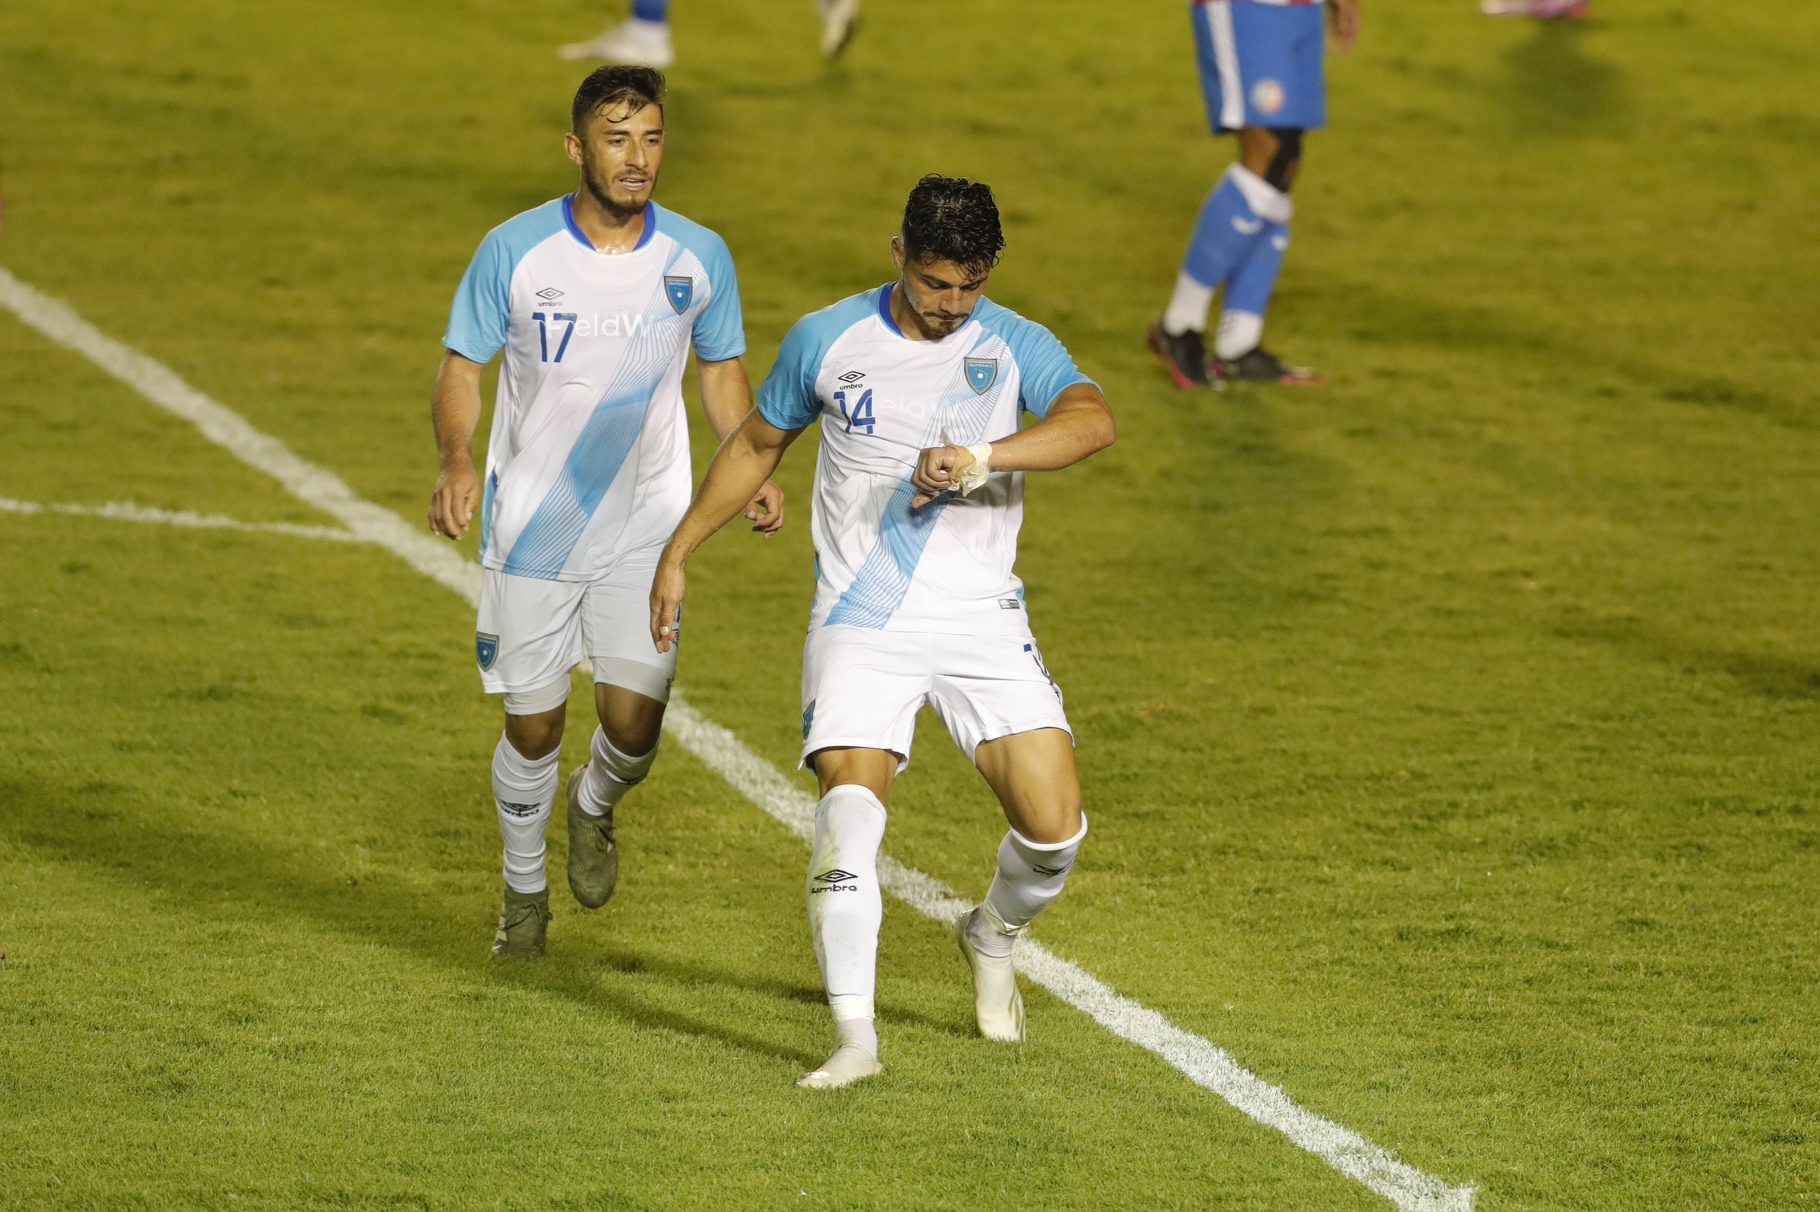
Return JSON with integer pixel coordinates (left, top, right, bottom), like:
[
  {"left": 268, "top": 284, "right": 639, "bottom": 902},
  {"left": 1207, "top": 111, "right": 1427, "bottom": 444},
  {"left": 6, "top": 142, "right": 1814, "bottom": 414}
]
[
  {"left": 695, "top": 354, "right": 784, "bottom": 535},
  {"left": 910, "top": 382, "right": 1114, "bottom": 508},
  {"left": 650, "top": 410, "right": 801, "bottom": 652},
  {"left": 1328, "top": 0, "right": 1361, "bottom": 51},
  {"left": 428, "top": 350, "right": 485, "bottom": 538}
]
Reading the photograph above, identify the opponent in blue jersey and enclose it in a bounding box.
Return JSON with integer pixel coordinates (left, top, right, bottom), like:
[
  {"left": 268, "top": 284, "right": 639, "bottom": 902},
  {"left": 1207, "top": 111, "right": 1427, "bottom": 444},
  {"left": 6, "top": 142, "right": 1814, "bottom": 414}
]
[
  {"left": 650, "top": 178, "right": 1116, "bottom": 1088},
  {"left": 1148, "top": 0, "right": 1360, "bottom": 387},
  {"left": 428, "top": 67, "right": 783, "bottom": 956},
  {"left": 559, "top": 0, "right": 861, "bottom": 66}
]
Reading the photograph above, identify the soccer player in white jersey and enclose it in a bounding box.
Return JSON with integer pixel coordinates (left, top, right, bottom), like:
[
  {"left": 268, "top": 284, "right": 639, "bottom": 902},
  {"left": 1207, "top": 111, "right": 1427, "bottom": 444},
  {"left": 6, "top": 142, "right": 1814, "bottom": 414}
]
[
  {"left": 428, "top": 66, "right": 783, "bottom": 956},
  {"left": 649, "top": 177, "right": 1116, "bottom": 1088}
]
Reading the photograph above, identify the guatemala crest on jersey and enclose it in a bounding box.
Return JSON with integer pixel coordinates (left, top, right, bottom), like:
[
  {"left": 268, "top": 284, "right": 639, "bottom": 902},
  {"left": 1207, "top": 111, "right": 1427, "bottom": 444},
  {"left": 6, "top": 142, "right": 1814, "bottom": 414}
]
[
  {"left": 664, "top": 275, "right": 694, "bottom": 313},
  {"left": 475, "top": 632, "right": 499, "bottom": 671},
  {"left": 964, "top": 356, "right": 998, "bottom": 395}
]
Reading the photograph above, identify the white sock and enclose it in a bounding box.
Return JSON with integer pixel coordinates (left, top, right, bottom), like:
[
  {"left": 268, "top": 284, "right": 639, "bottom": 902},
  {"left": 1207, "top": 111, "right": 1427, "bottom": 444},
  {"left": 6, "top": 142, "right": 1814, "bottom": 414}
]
[
  {"left": 806, "top": 785, "right": 887, "bottom": 1023},
  {"left": 579, "top": 726, "right": 656, "bottom": 817},
  {"left": 980, "top": 816, "right": 1088, "bottom": 952},
  {"left": 832, "top": 1015, "right": 877, "bottom": 1060},
  {"left": 492, "top": 734, "right": 559, "bottom": 894},
  {"left": 1162, "top": 271, "right": 1215, "bottom": 336},
  {"left": 1214, "top": 310, "right": 1265, "bottom": 361}
]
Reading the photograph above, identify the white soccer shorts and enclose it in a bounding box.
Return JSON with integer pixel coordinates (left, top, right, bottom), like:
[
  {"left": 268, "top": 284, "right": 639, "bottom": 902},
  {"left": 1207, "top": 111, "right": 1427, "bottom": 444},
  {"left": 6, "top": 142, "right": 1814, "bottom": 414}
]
[
  {"left": 475, "top": 547, "right": 676, "bottom": 714},
  {"left": 799, "top": 625, "right": 1072, "bottom": 772}
]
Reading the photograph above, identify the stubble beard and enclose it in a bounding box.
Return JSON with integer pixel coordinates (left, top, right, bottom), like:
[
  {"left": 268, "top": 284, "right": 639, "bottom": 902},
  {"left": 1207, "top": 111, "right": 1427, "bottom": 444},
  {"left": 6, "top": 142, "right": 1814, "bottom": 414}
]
[{"left": 583, "top": 166, "right": 651, "bottom": 222}]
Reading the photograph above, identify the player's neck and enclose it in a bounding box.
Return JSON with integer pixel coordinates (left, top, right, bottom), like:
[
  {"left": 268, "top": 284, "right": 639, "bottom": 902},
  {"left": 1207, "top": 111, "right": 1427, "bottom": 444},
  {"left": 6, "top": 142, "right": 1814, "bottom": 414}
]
[{"left": 570, "top": 188, "right": 649, "bottom": 254}]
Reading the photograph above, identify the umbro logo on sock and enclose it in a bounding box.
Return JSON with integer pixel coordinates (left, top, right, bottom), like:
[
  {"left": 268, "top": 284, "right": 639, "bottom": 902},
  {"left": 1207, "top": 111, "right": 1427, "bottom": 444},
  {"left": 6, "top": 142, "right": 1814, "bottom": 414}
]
[
  {"left": 811, "top": 868, "right": 859, "bottom": 893},
  {"left": 499, "top": 801, "right": 543, "bottom": 819},
  {"left": 1032, "top": 862, "right": 1071, "bottom": 878}
]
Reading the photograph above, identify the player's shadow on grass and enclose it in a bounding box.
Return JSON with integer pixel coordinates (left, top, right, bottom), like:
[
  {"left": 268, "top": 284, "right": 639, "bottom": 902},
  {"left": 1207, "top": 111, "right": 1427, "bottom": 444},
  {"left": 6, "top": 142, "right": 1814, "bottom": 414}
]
[
  {"left": 1504, "top": 21, "right": 1630, "bottom": 137},
  {"left": 1552, "top": 613, "right": 1820, "bottom": 701},
  {"left": 0, "top": 779, "right": 972, "bottom": 1066},
  {"left": 1331, "top": 279, "right": 1818, "bottom": 431}
]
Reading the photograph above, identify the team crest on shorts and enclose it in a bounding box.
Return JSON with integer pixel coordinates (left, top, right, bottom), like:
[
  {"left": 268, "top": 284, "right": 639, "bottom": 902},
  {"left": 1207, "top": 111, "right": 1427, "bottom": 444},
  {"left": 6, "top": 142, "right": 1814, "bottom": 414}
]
[
  {"left": 664, "top": 275, "right": 694, "bottom": 313},
  {"left": 801, "top": 700, "right": 816, "bottom": 739},
  {"left": 1250, "top": 78, "right": 1286, "bottom": 116},
  {"left": 964, "top": 357, "right": 998, "bottom": 394},
  {"left": 475, "top": 632, "right": 499, "bottom": 671}
]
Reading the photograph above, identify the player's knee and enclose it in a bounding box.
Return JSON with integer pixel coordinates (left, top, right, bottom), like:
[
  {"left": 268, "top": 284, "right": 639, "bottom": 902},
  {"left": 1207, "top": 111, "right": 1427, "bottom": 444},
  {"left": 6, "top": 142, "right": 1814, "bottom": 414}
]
[
  {"left": 594, "top": 682, "right": 665, "bottom": 756},
  {"left": 503, "top": 702, "right": 566, "bottom": 760},
  {"left": 1263, "top": 126, "right": 1304, "bottom": 191},
  {"left": 1014, "top": 800, "right": 1084, "bottom": 846}
]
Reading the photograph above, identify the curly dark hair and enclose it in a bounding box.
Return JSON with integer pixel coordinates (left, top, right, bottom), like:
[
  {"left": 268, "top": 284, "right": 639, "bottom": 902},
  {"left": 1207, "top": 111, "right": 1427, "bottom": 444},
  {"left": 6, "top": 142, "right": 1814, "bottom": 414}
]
[
  {"left": 900, "top": 175, "right": 1005, "bottom": 271},
  {"left": 571, "top": 65, "right": 665, "bottom": 131}
]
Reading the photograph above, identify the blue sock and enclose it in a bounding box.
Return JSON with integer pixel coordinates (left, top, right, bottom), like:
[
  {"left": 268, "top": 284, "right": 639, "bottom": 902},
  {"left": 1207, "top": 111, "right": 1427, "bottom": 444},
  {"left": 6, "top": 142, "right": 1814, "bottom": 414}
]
[
  {"left": 1223, "top": 220, "right": 1288, "bottom": 318},
  {"left": 631, "top": 0, "right": 668, "bottom": 22},
  {"left": 1180, "top": 171, "right": 1269, "bottom": 299}
]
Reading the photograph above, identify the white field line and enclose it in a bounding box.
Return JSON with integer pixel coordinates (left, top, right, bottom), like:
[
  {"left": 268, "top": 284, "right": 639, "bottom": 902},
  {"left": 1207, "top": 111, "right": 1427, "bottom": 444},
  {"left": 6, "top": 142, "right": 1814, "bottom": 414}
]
[
  {"left": 0, "top": 269, "right": 482, "bottom": 605},
  {"left": 0, "top": 264, "right": 1474, "bottom": 1212},
  {"left": 0, "top": 496, "right": 364, "bottom": 542}
]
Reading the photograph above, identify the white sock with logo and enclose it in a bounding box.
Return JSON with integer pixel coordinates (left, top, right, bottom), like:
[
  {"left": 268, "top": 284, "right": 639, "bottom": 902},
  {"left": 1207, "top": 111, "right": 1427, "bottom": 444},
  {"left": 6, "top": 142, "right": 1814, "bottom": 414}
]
[
  {"left": 806, "top": 785, "right": 888, "bottom": 1030},
  {"left": 579, "top": 726, "right": 656, "bottom": 817},
  {"left": 973, "top": 816, "right": 1089, "bottom": 958},
  {"left": 492, "top": 733, "right": 560, "bottom": 894}
]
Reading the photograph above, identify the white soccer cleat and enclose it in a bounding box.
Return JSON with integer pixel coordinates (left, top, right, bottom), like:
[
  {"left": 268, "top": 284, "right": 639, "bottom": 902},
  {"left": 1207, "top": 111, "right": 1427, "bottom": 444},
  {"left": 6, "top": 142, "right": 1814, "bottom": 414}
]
[
  {"left": 1480, "top": 0, "right": 1587, "bottom": 16},
  {"left": 956, "top": 907, "right": 1024, "bottom": 1042},
  {"left": 795, "top": 1043, "right": 882, "bottom": 1089},
  {"left": 559, "top": 18, "right": 675, "bottom": 66},
  {"left": 817, "top": 0, "right": 861, "bottom": 60}
]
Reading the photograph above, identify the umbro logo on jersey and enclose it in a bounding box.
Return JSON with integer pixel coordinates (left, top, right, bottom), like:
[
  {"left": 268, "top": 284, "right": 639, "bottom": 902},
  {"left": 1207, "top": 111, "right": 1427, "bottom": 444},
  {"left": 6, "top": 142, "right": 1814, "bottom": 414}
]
[
  {"left": 1231, "top": 216, "right": 1265, "bottom": 235},
  {"left": 476, "top": 632, "right": 499, "bottom": 670},
  {"left": 664, "top": 275, "right": 694, "bottom": 313},
  {"left": 838, "top": 370, "right": 866, "bottom": 384},
  {"left": 535, "top": 287, "right": 565, "bottom": 304},
  {"left": 965, "top": 356, "right": 998, "bottom": 394},
  {"left": 810, "top": 868, "right": 859, "bottom": 893}
]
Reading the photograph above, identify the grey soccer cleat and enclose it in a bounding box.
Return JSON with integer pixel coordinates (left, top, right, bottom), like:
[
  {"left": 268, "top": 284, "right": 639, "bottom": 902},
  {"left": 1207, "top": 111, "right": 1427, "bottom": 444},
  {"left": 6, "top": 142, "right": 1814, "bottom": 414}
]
[
  {"left": 955, "top": 907, "right": 1025, "bottom": 1042},
  {"left": 566, "top": 766, "right": 619, "bottom": 909},
  {"left": 492, "top": 886, "right": 552, "bottom": 956}
]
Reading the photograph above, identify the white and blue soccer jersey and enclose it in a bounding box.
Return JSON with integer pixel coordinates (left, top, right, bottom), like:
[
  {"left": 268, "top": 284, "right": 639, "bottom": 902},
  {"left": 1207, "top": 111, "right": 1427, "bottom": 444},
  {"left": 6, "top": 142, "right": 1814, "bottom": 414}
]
[
  {"left": 444, "top": 195, "right": 743, "bottom": 581},
  {"left": 757, "top": 285, "right": 1094, "bottom": 635}
]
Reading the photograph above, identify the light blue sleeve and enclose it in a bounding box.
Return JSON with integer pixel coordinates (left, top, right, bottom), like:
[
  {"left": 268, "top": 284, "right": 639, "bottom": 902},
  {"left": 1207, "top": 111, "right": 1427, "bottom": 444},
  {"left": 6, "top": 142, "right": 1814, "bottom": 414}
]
[
  {"left": 653, "top": 205, "right": 747, "bottom": 362},
  {"left": 978, "top": 302, "right": 1095, "bottom": 417},
  {"left": 442, "top": 200, "right": 567, "bottom": 364},
  {"left": 442, "top": 232, "right": 512, "bottom": 364},
  {"left": 689, "top": 232, "right": 745, "bottom": 362},
  {"left": 755, "top": 290, "right": 878, "bottom": 431}
]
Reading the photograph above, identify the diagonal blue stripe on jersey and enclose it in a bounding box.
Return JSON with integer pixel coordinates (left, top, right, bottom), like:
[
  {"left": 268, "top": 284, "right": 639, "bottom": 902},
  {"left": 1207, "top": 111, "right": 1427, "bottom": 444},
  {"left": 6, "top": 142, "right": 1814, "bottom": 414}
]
[
  {"left": 499, "top": 266, "right": 691, "bottom": 579},
  {"left": 824, "top": 334, "right": 1012, "bottom": 628}
]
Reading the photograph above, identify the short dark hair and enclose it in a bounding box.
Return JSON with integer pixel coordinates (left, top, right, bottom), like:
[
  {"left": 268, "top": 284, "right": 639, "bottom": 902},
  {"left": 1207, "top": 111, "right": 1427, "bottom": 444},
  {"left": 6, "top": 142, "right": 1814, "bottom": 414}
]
[
  {"left": 901, "top": 175, "right": 1005, "bottom": 271},
  {"left": 571, "top": 65, "right": 665, "bottom": 131}
]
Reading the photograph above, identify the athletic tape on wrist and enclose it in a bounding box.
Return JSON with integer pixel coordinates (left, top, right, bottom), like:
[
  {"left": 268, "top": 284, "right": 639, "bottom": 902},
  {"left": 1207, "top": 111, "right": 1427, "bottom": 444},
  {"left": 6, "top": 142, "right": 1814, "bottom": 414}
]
[{"left": 956, "top": 442, "right": 993, "bottom": 496}]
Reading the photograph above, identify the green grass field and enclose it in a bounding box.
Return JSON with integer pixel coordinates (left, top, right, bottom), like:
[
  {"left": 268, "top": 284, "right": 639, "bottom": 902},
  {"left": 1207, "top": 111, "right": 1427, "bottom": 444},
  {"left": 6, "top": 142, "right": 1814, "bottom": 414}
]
[{"left": 2, "top": 0, "right": 1817, "bottom": 1208}]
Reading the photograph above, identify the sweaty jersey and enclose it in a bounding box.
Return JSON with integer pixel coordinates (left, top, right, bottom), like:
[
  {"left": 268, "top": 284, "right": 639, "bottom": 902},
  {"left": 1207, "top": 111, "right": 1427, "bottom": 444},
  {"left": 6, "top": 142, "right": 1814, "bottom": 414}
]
[
  {"left": 757, "top": 284, "right": 1093, "bottom": 635},
  {"left": 443, "top": 195, "right": 743, "bottom": 581}
]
